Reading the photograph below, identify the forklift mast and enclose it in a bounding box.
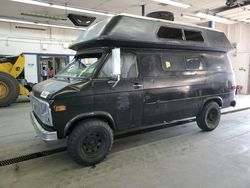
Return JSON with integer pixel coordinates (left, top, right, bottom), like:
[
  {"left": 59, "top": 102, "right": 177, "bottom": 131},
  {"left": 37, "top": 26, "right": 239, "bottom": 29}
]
[{"left": 0, "top": 54, "right": 25, "bottom": 79}]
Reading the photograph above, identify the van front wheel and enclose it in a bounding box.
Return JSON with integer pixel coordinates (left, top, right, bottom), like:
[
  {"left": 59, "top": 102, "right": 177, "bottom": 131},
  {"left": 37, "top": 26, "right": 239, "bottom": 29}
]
[
  {"left": 196, "top": 102, "right": 221, "bottom": 131},
  {"left": 68, "top": 119, "right": 113, "bottom": 166}
]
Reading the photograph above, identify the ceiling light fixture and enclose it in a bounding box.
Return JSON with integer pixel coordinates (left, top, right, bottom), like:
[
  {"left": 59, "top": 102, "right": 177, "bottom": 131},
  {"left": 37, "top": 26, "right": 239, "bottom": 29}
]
[
  {"left": 15, "top": 25, "right": 47, "bottom": 31},
  {"left": 153, "top": 0, "right": 191, "bottom": 9},
  {"left": 0, "top": 17, "right": 86, "bottom": 30},
  {"left": 21, "top": 12, "right": 67, "bottom": 21},
  {"left": 181, "top": 14, "right": 201, "bottom": 21},
  {"left": 239, "top": 18, "right": 250, "bottom": 23},
  {"left": 195, "top": 12, "right": 235, "bottom": 24},
  {"left": 10, "top": 0, "right": 114, "bottom": 17}
]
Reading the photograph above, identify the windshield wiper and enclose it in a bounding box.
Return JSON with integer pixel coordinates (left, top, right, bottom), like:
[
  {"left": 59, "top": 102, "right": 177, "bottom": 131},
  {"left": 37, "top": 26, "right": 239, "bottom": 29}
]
[
  {"left": 70, "top": 76, "right": 89, "bottom": 81},
  {"left": 54, "top": 75, "right": 71, "bottom": 82},
  {"left": 55, "top": 75, "right": 89, "bottom": 82}
]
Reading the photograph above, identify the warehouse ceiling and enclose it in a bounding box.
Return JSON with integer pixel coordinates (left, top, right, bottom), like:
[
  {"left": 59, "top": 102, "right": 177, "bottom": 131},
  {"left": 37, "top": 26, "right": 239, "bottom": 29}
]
[{"left": 1, "top": 0, "right": 250, "bottom": 30}]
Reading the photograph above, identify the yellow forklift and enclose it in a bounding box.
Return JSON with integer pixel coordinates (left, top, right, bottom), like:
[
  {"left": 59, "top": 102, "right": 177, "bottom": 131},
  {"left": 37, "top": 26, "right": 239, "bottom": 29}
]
[{"left": 0, "top": 53, "right": 32, "bottom": 107}]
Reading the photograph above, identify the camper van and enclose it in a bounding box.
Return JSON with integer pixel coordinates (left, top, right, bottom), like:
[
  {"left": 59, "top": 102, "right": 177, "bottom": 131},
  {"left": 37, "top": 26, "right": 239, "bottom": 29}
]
[{"left": 30, "top": 14, "right": 236, "bottom": 165}]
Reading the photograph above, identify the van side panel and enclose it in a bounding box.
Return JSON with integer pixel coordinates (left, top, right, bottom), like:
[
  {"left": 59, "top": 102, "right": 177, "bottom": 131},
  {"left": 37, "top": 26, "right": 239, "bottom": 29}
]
[
  {"left": 53, "top": 48, "right": 235, "bottom": 138},
  {"left": 138, "top": 49, "right": 235, "bottom": 126},
  {"left": 138, "top": 51, "right": 203, "bottom": 125},
  {"left": 202, "top": 52, "right": 235, "bottom": 108}
]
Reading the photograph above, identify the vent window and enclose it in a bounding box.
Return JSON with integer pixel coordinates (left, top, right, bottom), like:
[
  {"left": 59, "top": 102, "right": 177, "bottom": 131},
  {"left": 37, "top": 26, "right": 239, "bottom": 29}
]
[
  {"left": 157, "top": 26, "right": 183, "bottom": 40},
  {"left": 184, "top": 30, "right": 204, "bottom": 42}
]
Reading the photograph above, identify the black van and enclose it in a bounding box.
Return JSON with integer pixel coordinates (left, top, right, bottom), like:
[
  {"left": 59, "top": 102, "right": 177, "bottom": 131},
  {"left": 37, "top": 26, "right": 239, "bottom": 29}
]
[{"left": 30, "top": 14, "right": 236, "bottom": 165}]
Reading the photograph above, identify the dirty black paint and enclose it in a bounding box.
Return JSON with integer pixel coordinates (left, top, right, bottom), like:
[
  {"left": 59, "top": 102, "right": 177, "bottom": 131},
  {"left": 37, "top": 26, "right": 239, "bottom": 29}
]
[{"left": 31, "top": 15, "right": 235, "bottom": 139}]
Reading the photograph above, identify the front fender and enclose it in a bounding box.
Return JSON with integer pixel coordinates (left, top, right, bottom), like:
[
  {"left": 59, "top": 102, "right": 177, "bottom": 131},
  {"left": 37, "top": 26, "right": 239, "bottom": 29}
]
[{"left": 63, "top": 111, "right": 116, "bottom": 137}]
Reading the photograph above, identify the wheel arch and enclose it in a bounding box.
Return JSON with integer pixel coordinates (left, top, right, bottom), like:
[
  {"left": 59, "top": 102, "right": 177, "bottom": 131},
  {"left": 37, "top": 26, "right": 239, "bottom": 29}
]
[
  {"left": 202, "top": 96, "right": 223, "bottom": 109},
  {"left": 64, "top": 111, "right": 116, "bottom": 137}
]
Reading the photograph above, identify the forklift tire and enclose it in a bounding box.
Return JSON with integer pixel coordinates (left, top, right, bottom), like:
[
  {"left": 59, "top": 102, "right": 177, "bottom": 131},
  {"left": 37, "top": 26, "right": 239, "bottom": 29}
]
[
  {"left": 0, "top": 72, "right": 19, "bottom": 107},
  {"left": 67, "top": 119, "right": 113, "bottom": 166},
  {"left": 196, "top": 102, "right": 221, "bottom": 131}
]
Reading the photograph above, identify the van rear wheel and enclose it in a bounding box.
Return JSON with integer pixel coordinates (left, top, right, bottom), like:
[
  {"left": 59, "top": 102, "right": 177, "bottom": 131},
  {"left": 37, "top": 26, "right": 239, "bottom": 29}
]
[
  {"left": 68, "top": 119, "right": 113, "bottom": 166},
  {"left": 196, "top": 102, "right": 221, "bottom": 131}
]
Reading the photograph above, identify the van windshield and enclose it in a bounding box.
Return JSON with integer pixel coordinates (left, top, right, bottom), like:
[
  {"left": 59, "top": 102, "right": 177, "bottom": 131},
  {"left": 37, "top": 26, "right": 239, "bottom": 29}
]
[{"left": 56, "top": 53, "right": 103, "bottom": 79}]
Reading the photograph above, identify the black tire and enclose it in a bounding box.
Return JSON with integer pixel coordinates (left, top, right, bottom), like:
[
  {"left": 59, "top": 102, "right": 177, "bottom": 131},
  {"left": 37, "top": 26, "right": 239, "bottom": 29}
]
[
  {"left": 0, "top": 72, "right": 19, "bottom": 107},
  {"left": 68, "top": 119, "right": 113, "bottom": 166},
  {"left": 196, "top": 102, "right": 221, "bottom": 131}
]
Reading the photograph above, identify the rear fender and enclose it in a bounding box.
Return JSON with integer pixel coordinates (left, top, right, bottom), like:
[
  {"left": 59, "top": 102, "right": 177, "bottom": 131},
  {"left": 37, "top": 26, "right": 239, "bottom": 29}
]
[{"left": 202, "top": 96, "right": 223, "bottom": 109}]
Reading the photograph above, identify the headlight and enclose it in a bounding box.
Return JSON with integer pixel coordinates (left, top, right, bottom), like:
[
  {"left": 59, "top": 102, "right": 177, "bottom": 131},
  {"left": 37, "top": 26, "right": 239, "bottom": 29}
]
[
  {"left": 30, "top": 94, "right": 53, "bottom": 127},
  {"left": 40, "top": 103, "right": 53, "bottom": 126}
]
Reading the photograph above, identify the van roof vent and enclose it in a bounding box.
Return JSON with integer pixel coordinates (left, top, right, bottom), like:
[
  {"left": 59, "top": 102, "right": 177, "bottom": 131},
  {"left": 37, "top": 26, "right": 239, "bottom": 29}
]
[{"left": 146, "top": 11, "right": 174, "bottom": 21}]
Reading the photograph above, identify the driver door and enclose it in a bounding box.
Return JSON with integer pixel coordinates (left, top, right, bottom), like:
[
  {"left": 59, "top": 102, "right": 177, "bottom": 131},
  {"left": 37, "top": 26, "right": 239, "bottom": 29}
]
[{"left": 92, "top": 51, "right": 143, "bottom": 131}]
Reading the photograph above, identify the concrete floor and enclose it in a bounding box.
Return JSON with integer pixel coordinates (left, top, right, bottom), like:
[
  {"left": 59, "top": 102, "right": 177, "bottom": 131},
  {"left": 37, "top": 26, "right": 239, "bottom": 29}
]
[{"left": 0, "top": 95, "right": 250, "bottom": 188}]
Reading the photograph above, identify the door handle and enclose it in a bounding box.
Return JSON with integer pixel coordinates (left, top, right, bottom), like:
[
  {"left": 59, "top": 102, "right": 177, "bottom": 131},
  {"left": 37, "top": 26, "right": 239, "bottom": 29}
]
[
  {"left": 191, "top": 71, "right": 198, "bottom": 75},
  {"left": 107, "top": 80, "right": 116, "bottom": 84},
  {"left": 185, "top": 71, "right": 198, "bottom": 76},
  {"left": 133, "top": 83, "right": 143, "bottom": 89}
]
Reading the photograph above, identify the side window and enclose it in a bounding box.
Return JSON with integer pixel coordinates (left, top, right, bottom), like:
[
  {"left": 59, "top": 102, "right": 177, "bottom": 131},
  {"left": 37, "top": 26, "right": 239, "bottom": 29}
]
[
  {"left": 121, "top": 53, "right": 138, "bottom": 79},
  {"left": 157, "top": 26, "right": 183, "bottom": 40},
  {"left": 185, "top": 57, "right": 205, "bottom": 70},
  {"left": 203, "top": 53, "right": 230, "bottom": 72},
  {"left": 98, "top": 55, "right": 113, "bottom": 78},
  {"left": 161, "top": 53, "right": 185, "bottom": 72},
  {"left": 140, "top": 54, "right": 163, "bottom": 77},
  {"left": 184, "top": 30, "right": 204, "bottom": 42},
  {"left": 98, "top": 52, "right": 138, "bottom": 79}
]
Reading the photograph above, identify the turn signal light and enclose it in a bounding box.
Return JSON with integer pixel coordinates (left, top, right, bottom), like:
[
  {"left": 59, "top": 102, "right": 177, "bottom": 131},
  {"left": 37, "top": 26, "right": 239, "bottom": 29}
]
[{"left": 54, "top": 105, "right": 66, "bottom": 112}]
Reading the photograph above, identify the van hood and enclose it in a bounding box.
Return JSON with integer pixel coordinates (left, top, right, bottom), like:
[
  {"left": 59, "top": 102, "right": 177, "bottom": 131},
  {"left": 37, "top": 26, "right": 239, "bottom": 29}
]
[{"left": 32, "top": 78, "right": 89, "bottom": 100}]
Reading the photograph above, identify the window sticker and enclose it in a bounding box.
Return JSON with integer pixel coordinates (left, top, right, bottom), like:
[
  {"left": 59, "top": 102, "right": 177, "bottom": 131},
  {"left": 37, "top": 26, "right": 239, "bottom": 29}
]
[{"left": 165, "top": 61, "right": 171, "bottom": 69}]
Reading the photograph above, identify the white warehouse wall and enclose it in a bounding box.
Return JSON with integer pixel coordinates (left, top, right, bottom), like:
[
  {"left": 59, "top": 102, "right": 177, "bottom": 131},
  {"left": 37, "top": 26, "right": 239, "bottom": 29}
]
[
  {"left": 0, "top": 22, "right": 82, "bottom": 83},
  {"left": 214, "top": 22, "right": 228, "bottom": 36},
  {"left": 227, "top": 23, "right": 250, "bottom": 94},
  {"left": 215, "top": 22, "right": 250, "bottom": 94},
  {"left": 0, "top": 22, "right": 81, "bottom": 55},
  {"left": 24, "top": 54, "right": 38, "bottom": 83}
]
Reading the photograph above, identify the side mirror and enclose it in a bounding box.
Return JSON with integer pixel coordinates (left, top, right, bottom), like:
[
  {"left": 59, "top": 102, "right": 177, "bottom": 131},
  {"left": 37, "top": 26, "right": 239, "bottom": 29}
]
[
  {"left": 111, "top": 48, "right": 121, "bottom": 87},
  {"left": 112, "top": 48, "right": 121, "bottom": 75}
]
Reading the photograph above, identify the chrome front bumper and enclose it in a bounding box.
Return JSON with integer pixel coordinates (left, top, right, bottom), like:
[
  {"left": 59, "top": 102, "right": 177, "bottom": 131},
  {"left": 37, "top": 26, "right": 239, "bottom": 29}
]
[{"left": 30, "top": 112, "right": 58, "bottom": 141}]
